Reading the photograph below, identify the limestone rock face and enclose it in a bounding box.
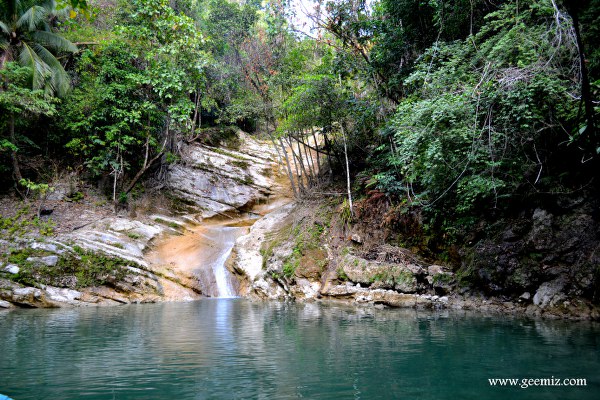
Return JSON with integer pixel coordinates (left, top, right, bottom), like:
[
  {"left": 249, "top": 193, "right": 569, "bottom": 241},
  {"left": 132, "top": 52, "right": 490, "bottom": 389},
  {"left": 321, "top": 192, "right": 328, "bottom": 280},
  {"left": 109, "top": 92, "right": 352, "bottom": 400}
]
[
  {"left": 10, "top": 287, "right": 55, "bottom": 308},
  {"left": 229, "top": 202, "right": 295, "bottom": 299},
  {"left": 64, "top": 217, "right": 164, "bottom": 268},
  {"left": 338, "top": 253, "right": 421, "bottom": 293},
  {"left": 167, "top": 132, "right": 285, "bottom": 218},
  {"left": 426, "top": 265, "right": 455, "bottom": 294}
]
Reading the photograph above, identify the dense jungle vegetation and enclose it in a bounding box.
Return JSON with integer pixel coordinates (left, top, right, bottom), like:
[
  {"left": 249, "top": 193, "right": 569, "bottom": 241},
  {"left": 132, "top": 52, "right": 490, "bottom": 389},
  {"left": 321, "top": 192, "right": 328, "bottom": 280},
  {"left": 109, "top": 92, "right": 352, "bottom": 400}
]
[{"left": 1, "top": 0, "right": 598, "bottom": 250}]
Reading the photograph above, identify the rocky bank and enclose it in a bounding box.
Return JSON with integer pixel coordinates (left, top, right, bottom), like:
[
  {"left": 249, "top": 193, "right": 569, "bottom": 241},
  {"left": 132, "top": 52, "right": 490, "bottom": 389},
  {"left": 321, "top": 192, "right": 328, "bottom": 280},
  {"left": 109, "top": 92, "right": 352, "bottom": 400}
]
[
  {"left": 0, "top": 131, "right": 287, "bottom": 309},
  {"left": 1, "top": 130, "right": 598, "bottom": 321},
  {"left": 231, "top": 196, "right": 600, "bottom": 321}
]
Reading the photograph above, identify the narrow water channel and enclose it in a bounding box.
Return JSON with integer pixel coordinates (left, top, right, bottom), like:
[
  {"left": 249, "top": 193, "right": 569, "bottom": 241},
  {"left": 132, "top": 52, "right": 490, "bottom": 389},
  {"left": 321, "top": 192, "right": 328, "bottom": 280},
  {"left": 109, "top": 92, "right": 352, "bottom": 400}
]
[
  {"left": 149, "top": 197, "right": 290, "bottom": 299},
  {"left": 195, "top": 224, "right": 246, "bottom": 297},
  {"left": 150, "top": 218, "right": 253, "bottom": 298}
]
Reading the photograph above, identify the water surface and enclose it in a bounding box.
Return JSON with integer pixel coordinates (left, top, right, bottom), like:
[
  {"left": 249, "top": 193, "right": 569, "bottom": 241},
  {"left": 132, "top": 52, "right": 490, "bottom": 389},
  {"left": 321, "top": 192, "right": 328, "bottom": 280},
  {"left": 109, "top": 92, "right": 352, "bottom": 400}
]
[{"left": 0, "top": 300, "right": 598, "bottom": 399}]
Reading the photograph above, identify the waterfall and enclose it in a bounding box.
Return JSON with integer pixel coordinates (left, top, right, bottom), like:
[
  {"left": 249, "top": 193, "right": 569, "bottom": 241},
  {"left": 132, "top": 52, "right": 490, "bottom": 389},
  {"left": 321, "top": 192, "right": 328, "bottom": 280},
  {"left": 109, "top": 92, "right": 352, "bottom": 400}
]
[
  {"left": 210, "top": 227, "right": 238, "bottom": 298},
  {"left": 151, "top": 220, "right": 249, "bottom": 298}
]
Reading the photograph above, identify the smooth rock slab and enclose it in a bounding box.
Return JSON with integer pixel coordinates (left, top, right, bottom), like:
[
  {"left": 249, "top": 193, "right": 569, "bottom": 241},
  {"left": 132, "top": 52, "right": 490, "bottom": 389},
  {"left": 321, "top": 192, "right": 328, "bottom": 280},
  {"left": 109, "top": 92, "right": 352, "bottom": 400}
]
[
  {"left": 2, "top": 264, "right": 19, "bottom": 274},
  {"left": 45, "top": 287, "right": 82, "bottom": 304},
  {"left": 26, "top": 255, "right": 59, "bottom": 266},
  {"left": 0, "top": 299, "right": 12, "bottom": 308}
]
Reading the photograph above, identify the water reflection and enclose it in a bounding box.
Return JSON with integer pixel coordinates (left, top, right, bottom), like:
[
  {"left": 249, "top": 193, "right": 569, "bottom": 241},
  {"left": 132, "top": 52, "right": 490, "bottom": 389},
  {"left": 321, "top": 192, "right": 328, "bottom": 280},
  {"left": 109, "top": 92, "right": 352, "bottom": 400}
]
[{"left": 0, "top": 301, "right": 598, "bottom": 399}]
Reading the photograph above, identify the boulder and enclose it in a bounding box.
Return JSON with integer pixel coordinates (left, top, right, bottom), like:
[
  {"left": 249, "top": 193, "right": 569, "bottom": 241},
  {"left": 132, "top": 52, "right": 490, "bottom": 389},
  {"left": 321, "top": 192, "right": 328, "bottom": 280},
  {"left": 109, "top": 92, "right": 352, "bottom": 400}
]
[
  {"left": 533, "top": 276, "right": 568, "bottom": 308},
  {"left": 11, "top": 287, "right": 55, "bottom": 308},
  {"left": 338, "top": 254, "right": 419, "bottom": 293},
  {"left": 2, "top": 264, "right": 19, "bottom": 274},
  {"left": 0, "top": 299, "right": 13, "bottom": 308},
  {"left": 322, "top": 283, "right": 365, "bottom": 298}
]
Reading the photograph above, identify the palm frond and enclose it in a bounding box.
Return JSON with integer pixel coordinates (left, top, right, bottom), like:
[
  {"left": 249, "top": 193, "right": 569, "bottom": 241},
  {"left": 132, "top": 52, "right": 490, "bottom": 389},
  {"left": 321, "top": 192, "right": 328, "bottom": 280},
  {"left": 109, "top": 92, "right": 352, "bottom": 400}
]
[
  {"left": 31, "top": 30, "right": 77, "bottom": 54},
  {"left": 0, "top": 21, "right": 10, "bottom": 35},
  {"left": 3, "top": 0, "right": 22, "bottom": 22},
  {"left": 18, "top": 41, "right": 51, "bottom": 90},
  {"left": 16, "top": 5, "right": 47, "bottom": 32},
  {"left": 33, "top": 42, "right": 71, "bottom": 96}
]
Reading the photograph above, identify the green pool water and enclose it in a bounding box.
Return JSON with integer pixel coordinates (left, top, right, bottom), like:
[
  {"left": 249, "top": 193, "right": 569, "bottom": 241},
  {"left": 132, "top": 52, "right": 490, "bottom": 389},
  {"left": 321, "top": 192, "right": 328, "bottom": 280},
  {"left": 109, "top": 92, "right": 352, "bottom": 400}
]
[{"left": 0, "top": 300, "right": 598, "bottom": 399}]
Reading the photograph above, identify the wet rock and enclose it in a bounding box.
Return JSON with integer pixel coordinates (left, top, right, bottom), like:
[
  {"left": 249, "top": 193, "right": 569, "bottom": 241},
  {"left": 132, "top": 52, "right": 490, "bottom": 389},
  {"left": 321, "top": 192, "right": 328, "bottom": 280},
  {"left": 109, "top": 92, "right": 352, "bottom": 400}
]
[
  {"left": 0, "top": 299, "right": 12, "bottom": 308},
  {"left": 290, "top": 278, "right": 320, "bottom": 300},
  {"left": 533, "top": 276, "right": 568, "bottom": 308},
  {"left": 11, "top": 287, "right": 55, "bottom": 308},
  {"left": 231, "top": 202, "right": 294, "bottom": 296},
  {"left": 415, "top": 295, "right": 434, "bottom": 309},
  {"left": 251, "top": 277, "right": 288, "bottom": 300},
  {"left": 45, "top": 287, "right": 82, "bottom": 304},
  {"left": 370, "top": 290, "right": 418, "bottom": 308},
  {"left": 338, "top": 254, "right": 419, "bottom": 293},
  {"left": 3, "top": 264, "right": 19, "bottom": 274}
]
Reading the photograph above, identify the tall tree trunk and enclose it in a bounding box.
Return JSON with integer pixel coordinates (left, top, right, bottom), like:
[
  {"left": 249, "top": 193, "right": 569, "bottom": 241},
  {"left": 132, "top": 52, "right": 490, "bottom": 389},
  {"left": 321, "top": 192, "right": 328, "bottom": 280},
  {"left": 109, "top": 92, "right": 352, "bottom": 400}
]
[
  {"left": 312, "top": 129, "right": 321, "bottom": 179},
  {"left": 9, "top": 113, "right": 23, "bottom": 184},
  {"left": 268, "top": 131, "right": 285, "bottom": 174},
  {"left": 322, "top": 131, "right": 336, "bottom": 178},
  {"left": 287, "top": 135, "right": 305, "bottom": 194},
  {"left": 278, "top": 136, "right": 298, "bottom": 198},
  {"left": 303, "top": 138, "right": 316, "bottom": 186},
  {"left": 190, "top": 88, "right": 201, "bottom": 138},
  {"left": 295, "top": 133, "right": 311, "bottom": 188},
  {"left": 340, "top": 122, "right": 353, "bottom": 216},
  {"left": 571, "top": 11, "right": 596, "bottom": 143}
]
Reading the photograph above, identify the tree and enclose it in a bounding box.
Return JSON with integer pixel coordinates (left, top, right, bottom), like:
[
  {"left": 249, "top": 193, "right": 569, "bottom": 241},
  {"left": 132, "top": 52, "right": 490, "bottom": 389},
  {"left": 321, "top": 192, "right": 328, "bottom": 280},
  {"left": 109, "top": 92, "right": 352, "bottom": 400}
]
[
  {"left": 374, "top": 0, "right": 591, "bottom": 236},
  {"left": 0, "top": 62, "right": 56, "bottom": 176},
  {"left": 0, "top": 0, "right": 78, "bottom": 96},
  {"left": 0, "top": 0, "right": 76, "bottom": 186}
]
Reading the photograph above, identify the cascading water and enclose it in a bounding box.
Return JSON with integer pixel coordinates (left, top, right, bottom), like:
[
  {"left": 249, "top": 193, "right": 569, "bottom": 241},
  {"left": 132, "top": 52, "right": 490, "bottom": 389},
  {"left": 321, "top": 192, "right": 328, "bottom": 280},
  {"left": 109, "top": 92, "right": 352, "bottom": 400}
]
[
  {"left": 206, "top": 226, "right": 240, "bottom": 298},
  {"left": 151, "top": 220, "right": 250, "bottom": 298}
]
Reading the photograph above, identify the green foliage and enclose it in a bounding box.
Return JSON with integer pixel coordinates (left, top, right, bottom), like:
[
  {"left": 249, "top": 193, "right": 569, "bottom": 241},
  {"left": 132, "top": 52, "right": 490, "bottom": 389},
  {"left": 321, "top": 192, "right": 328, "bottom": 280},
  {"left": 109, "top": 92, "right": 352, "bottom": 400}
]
[
  {"left": 339, "top": 198, "right": 353, "bottom": 226},
  {"left": 336, "top": 266, "right": 349, "bottom": 281},
  {"left": 61, "top": 42, "right": 161, "bottom": 179},
  {"left": 20, "top": 178, "right": 53, "bottom": 198},
  {"left": 372, "top": 0, "right": 587, "bottom": 237},
  {"left": 6, "top": 247, "right": 130, "bottom": 288},
  {"left": 0, "top": 206, "right": 55, "bottom": 239},
  {"left": 0, "top": 63, "right": 58, "bottom": 177},
  {"left": 0, "top": 64, "right": 58, "bottom": 116},
  {"left": 282, "top": 246, "right": 301, "bottom": 278},
  {"left": 0, "top": 0, "right": 78, "bottom": 96},
  {"left": 369, "top": 268, "right": 414, "bottom": 287}
]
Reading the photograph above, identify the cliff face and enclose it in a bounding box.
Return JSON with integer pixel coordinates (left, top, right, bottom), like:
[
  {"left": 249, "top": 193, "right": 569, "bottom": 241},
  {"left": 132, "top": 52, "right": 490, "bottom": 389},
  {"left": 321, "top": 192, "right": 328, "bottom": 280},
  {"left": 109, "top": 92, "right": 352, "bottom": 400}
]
[
  {"left": 2, "top": 129, "right": 598, "bottom": 320},
  {"left": 241, "top": 196, "right": 600, "bottom": 320},
  {"left": 166, "top": 131, "right": 285, "bottom": 217},
  {"left": 0, "top": 131, "right": 286, "bottom": 309}
]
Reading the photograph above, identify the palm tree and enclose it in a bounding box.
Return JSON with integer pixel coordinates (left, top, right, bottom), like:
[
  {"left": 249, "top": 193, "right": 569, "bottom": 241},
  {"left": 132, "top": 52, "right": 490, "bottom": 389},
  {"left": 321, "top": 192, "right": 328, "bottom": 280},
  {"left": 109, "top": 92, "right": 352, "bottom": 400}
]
[
  {"left": 0, "top": 0, "right": 77, "bottom": 96},
  {"left": 1, "top": 0, "right": 77, "bottom": 184}
]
